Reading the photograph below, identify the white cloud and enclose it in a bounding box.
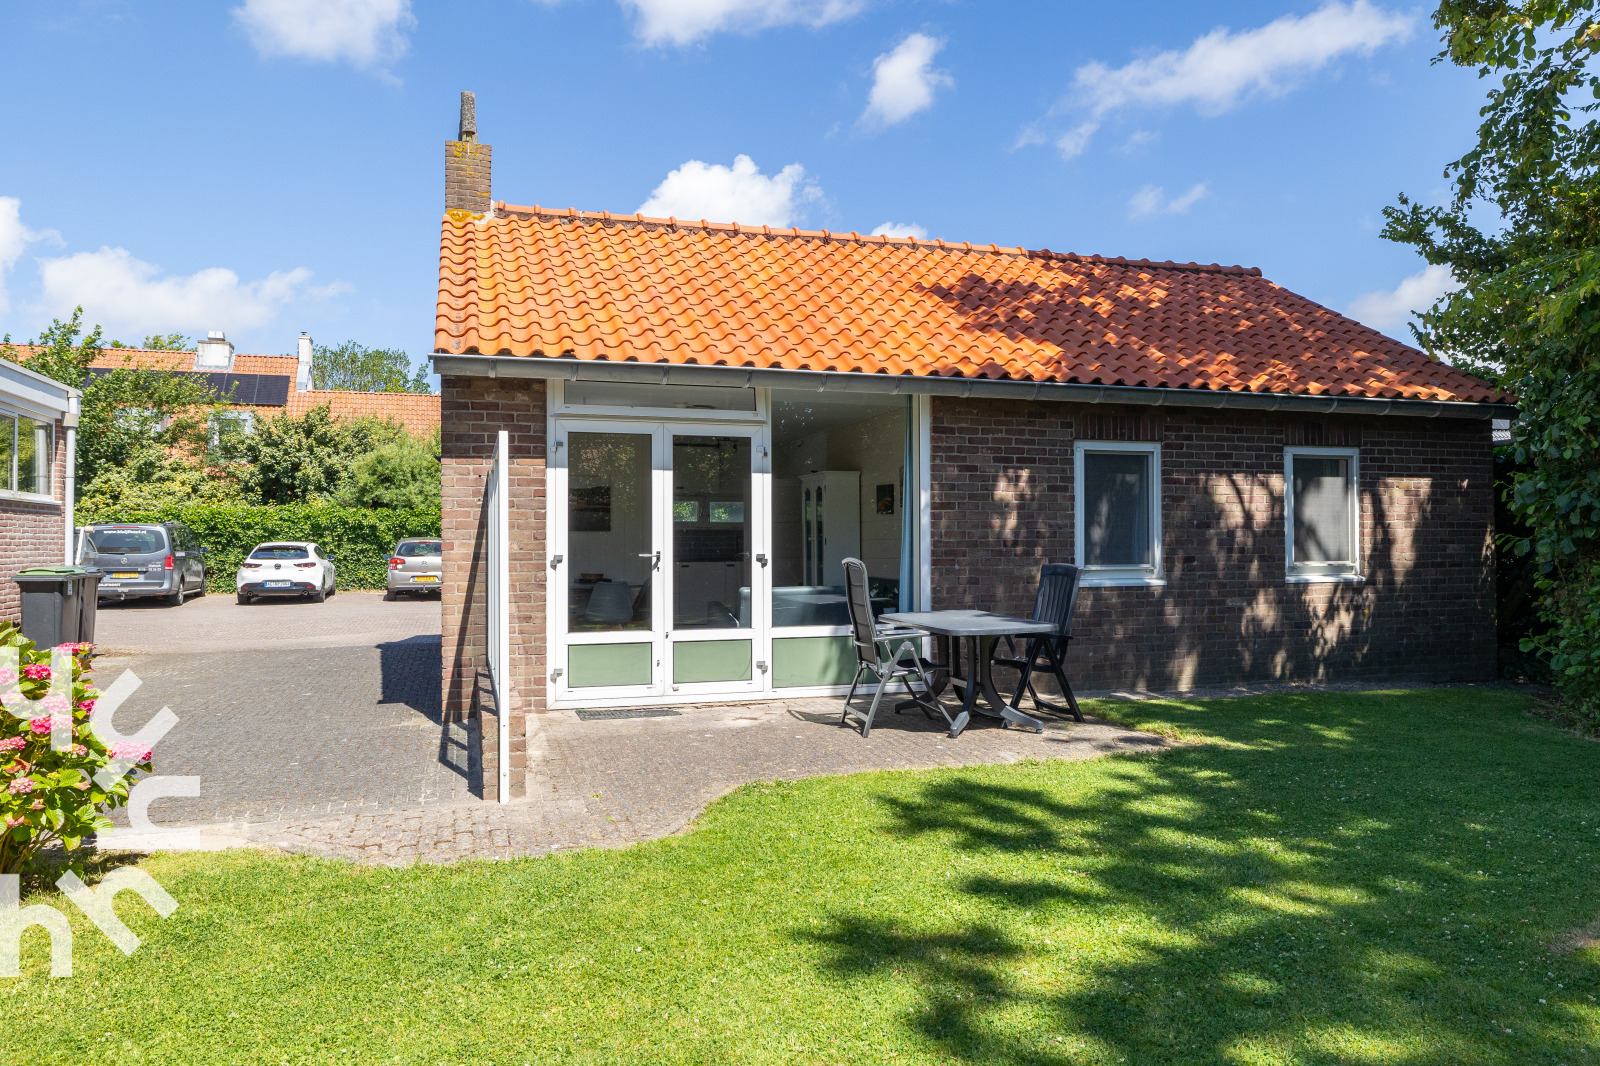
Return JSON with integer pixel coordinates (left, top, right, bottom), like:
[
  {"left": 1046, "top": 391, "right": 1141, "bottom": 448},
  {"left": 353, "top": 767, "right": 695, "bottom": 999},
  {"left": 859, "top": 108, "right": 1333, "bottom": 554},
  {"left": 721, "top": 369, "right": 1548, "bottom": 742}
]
[
  {"left": 638, "top": 155, "right": 821, "bottom": 227},
  {"left": 1044, "top": 1, "right": 1413, "bottom": 158},
  {"left": 1128, "top": 182, "right": 1209, "bottom": 220},
  {"left": 870, "top": 221, "right": 929, "bottom": 239},
  {"left": 1347, "top": 264, "right": 1458, "bottom": 333},
  {"left": 861, "top": 33, "right": 951, "bottom": 127},
  {"left": 233, "top": 0, "right": 414, "bottom": 69},
  {"left": 37, "top": 247, "right": 335, "bottom": 336},
  {"left": 622, "top": 0, "right": 863, "bottom": 45},
  {"left": 0, "top": 197, "right": 57, "bottom": 318}
]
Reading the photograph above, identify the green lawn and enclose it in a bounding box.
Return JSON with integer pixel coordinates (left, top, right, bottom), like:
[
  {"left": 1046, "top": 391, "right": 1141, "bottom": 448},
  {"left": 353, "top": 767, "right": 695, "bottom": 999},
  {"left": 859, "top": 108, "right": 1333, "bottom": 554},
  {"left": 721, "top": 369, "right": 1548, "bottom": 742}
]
[{"left": 6, "top": 688, "right": 1599, "bottom": 1065}]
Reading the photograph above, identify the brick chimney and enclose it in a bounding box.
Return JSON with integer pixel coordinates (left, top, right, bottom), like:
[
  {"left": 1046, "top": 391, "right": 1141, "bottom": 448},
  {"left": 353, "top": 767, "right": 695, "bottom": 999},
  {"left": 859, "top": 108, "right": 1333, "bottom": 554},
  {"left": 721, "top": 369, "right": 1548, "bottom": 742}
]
[{"left": 445, "top": 91, "right": 491, "bottom": 214}]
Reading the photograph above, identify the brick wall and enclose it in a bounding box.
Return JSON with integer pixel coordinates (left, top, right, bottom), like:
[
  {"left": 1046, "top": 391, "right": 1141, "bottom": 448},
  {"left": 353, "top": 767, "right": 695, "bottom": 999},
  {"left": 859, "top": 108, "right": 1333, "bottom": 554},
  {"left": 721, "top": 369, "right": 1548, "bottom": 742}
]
[
  {"left": 440, "top": 377, "right": 544, "bottom": 799},
  {"left": 0, "top": 418, "right": 68, "bottom": 624},
  {"left": 445, "top": 140, "right": 492, "bottom": 215},
  {"left": 928, "top": 398, "right": 1496, "bottom": 689}
]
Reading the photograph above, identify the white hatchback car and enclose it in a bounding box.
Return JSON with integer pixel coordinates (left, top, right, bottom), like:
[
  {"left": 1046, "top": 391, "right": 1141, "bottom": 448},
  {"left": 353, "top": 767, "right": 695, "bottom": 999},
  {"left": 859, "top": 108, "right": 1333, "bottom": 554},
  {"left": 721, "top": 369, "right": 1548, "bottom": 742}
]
[{"left": 236, "top": 541, "right": 337, "bottom": 604}]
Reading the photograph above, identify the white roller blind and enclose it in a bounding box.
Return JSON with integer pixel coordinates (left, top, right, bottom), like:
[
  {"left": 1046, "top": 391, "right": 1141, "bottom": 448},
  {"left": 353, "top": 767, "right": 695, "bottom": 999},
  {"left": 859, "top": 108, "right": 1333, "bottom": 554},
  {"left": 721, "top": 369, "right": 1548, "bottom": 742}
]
[{"left": 1293, "top": 455, "right": 1351, "bottom": 563}]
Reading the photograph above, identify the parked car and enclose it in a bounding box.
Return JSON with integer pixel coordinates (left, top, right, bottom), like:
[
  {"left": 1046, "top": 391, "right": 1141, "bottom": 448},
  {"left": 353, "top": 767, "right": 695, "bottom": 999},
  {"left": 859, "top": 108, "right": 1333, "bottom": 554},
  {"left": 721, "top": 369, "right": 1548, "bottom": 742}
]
[
  {"left": 386, "top": 538, "right": 442, "bottom": 599},
  {"left": 236, "top": 541, "right": 336, "bottom": 604},
  {"left": 80, "top": 521, "right": 208, "bottom": 606}
]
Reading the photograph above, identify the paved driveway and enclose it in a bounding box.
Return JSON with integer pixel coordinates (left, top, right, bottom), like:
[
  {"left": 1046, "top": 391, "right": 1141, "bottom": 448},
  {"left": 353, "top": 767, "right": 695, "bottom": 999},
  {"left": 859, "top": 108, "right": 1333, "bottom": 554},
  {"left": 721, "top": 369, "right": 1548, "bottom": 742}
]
[
  {"left": 92, "top": 592, "right": 471, "bottom": 825},
  {"left": 91, "top": 590, "right": 1167, "bottom": 865}
]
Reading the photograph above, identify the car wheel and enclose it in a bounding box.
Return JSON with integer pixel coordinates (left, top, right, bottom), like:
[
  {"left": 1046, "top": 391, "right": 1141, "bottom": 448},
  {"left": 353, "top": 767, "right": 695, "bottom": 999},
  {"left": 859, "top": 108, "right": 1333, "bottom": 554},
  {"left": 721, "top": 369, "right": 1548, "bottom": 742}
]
[
  {"left": 237, "top": 591, "right": 251, "bottom": 605},
  {"left": 383, "top": 589, "right": 396, "bottom": 602},
  {"left": 166, "top": 585, "right": 184, "bottom": 607},
  {"left": 195, "top": 571, "right": 207, "bottom": 596},
  {"left": 310, "top": 588, "right": 326, "bottom": 604}
]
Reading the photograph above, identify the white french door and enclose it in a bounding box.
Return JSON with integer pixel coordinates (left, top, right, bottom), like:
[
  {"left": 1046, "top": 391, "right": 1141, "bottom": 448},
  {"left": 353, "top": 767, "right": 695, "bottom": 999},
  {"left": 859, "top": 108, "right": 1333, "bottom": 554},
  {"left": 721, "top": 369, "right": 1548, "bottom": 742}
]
[{"left": 549, "top": 419, "right": 770, "bottom": 704}]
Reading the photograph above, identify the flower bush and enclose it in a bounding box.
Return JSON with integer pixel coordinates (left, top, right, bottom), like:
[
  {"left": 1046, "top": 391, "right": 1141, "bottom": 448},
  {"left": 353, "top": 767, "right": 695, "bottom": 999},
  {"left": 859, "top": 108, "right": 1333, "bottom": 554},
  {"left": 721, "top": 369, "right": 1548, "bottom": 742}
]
[{"left": 0, "top": 623, "right": 148, "bottom": 874}]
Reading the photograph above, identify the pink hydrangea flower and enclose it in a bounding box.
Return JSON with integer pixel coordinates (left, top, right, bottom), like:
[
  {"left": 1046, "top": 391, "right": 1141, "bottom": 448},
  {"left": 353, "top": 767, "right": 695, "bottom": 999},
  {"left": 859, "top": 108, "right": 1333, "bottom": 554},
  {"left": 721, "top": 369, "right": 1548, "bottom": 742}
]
[
  {"left": 40, "top": 693, "right": 69, "bottom": 713},
  {"left": 0, "top": 668, "right": 17, "bottom": 686},
  {"left": 0, "top": 736, "right": 24, "bottom": 752},
  {"left": 28, "top": 717, "right": 51, "bottom": 735},
  {"left": 8, "top": 778, "right": 34, "bottom": 795},
  {"left": 77, "top": 698, "right": 96, "bottom": 714},
  {"left": 69, "top": 743, "right": 86, "bottom": 757},
  {"left": 22, "top": 664, "right": 51, "bottom": 681},
  {"left": 109, "top": 741, "right": 152, "bottom": 763}
]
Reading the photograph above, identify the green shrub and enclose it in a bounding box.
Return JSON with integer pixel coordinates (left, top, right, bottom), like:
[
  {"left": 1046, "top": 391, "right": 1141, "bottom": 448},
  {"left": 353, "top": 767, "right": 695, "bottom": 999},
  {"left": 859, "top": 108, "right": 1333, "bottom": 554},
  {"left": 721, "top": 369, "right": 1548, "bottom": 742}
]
[
  {"left": 78, "top": 502, "right": 441, "bottom": 591},
  {"left": 338, "top": 435, "right": 441, "bottom": 511}
]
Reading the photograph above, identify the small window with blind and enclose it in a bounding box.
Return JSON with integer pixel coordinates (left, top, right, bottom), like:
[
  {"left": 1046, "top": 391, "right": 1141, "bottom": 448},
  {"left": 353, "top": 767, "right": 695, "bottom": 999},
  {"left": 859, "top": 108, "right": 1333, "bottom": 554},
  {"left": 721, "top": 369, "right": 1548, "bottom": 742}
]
[
  {"left": 1285, "top": 447, "right": 1359, "bottom": 581},
  {"left": 1074, "top": 441, "right": 1163, "bottom": 586}
]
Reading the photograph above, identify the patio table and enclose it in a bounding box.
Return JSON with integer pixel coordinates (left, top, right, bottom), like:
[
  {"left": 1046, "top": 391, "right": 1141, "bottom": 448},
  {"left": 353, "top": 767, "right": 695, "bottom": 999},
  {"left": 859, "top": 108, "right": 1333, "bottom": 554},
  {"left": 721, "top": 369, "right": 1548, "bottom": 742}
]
[{"left": 878, "top": 610, "right": 1056, "bottom": 736}]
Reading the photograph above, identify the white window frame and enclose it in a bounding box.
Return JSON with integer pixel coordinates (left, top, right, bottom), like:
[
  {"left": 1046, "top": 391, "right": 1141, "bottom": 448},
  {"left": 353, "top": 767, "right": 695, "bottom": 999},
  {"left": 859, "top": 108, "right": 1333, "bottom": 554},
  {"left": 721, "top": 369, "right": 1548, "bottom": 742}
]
[
  {"left": 0, "top": 406, "right": 56, "bottom": 504},
  {"left": 1074, "top": 440, "right": 1163, "bottom": 587},
  {"left": 1284, "top": 446, "right": 1361, "bottom": 583}
]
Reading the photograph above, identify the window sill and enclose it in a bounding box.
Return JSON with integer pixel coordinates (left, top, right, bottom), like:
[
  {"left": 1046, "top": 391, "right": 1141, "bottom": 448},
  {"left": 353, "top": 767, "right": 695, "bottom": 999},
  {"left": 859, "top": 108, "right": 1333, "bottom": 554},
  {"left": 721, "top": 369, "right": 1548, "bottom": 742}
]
[
  {"left": 1286, "top": 573, "right": 1363, "bottom": 585},
  {"left": 0, "top": 490, "right": 59, "bottom": 507},
  {"left": 1079, "top": 575, "right": 1166, "bottom": 589}
]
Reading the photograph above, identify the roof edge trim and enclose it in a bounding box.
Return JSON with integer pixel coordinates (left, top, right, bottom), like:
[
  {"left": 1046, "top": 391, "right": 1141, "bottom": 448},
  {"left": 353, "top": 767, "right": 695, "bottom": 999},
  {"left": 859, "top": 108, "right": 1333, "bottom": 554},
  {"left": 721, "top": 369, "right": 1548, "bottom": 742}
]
[{"left": 431, "top": 354, "right": 1516, "bottom": 420}]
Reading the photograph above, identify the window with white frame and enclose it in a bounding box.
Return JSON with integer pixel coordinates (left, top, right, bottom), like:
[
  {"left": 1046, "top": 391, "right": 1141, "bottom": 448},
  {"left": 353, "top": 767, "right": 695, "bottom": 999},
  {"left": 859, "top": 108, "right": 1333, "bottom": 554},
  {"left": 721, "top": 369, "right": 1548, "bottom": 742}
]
[
  {"left": 1074, "top": 441, "right": 1162, "bottom": 585},
  {"left": 0, "top": 411, "right": 53, "bottom": 498},
  {"left": 1285, "top": 447, "right": 1359, "bottom": 580}
]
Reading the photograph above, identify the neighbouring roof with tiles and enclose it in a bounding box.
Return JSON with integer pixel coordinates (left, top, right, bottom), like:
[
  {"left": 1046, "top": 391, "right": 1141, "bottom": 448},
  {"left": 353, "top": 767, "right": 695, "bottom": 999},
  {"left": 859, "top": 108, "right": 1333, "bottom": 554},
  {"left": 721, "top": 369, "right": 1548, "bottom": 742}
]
[
  {"left": 87, "top": 348, "right": 298, "bottom": 376},
  {"left": 436, "top": 204, "right": 1510, "bottom": 405},
  {"left": 286, "top": 390, "right": 440, "bottom": 439}
]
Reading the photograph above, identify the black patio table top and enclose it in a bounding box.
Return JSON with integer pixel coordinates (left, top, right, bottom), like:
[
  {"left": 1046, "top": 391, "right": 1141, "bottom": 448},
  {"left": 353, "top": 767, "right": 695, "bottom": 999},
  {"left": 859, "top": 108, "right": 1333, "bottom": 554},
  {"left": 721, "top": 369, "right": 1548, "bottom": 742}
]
[{"left": 879, "top": 610, "right": 1056, "bottom": 735}]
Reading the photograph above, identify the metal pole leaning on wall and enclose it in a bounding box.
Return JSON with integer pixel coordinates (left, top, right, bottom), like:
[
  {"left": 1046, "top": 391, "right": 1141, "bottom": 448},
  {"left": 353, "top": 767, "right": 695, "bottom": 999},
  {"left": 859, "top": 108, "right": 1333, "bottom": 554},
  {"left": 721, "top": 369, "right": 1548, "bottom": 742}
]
[{"left": 494, "top": 430, "right": 511, "bottom": 804}]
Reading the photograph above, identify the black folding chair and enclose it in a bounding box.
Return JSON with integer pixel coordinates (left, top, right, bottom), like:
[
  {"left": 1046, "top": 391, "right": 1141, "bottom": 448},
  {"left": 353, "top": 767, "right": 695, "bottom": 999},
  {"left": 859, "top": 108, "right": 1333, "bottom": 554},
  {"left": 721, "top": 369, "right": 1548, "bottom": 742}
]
[
  {"left": 838, "top": 557, "right": 952, "bottom": 737},
  {"left": 991, "top": 563, "right": 1085, "bottom": 721}
]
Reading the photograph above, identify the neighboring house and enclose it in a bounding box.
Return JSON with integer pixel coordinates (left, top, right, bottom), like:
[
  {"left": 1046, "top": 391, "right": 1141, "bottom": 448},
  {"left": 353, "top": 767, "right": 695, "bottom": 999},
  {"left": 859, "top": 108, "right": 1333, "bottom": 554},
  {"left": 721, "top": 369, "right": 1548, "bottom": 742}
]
[
  {"left": 83, "top": 334, "right": 440, "bottom": 439},
  {"left": 0, "top": 358, "right": 79, "bottom": 623},
  {"left": 431, "top": 100, "right": 1514, "bottom": 798}
]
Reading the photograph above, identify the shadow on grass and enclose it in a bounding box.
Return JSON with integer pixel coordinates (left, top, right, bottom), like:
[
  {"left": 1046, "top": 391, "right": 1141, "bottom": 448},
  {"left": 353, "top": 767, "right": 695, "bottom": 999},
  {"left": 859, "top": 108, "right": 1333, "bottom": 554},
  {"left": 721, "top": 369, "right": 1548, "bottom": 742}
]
[{"left": 801, "top": 690, "right": 1600, "bottom": 1064}]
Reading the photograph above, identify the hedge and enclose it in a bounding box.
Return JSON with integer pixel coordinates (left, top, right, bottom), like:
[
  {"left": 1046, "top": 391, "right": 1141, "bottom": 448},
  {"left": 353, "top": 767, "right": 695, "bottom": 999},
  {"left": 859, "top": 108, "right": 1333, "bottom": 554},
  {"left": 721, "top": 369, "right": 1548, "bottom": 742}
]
[{"left": 78, "top": 503, "right": 441, "bottom": 591}]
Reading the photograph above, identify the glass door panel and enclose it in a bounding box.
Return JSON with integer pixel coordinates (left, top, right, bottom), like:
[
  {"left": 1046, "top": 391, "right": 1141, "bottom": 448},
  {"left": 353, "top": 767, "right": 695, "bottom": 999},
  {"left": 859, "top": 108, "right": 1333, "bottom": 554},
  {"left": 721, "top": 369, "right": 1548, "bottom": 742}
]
[
  {"left": 564, "top": 430, "right": 659, "bottom": 692},
  {"left": 672, "top": 435, "right": 752, "bottom": 630}
]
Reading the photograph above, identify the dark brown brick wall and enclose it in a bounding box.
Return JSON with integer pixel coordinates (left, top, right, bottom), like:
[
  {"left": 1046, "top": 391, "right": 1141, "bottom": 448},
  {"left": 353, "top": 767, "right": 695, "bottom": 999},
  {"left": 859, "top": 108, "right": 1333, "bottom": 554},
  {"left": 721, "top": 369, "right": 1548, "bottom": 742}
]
[
  {"left": 445, "top": 140, "right": 491, "bottom": 214},
  {"left": 929, "top": 398, "right": 1496, "bottom": 689},
  {"left": 0, "top": 418, "right": 69, "bottom": 624},
  {"left": 441, "top": 376, "right": 544, "bottom": 798}
]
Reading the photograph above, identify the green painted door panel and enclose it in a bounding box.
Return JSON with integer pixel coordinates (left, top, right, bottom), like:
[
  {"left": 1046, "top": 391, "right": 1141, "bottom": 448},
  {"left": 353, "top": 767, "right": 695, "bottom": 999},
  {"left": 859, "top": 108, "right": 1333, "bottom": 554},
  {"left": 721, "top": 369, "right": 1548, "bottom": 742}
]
[
  {"left": 569, "top": 643, "right": 652, "bottom": 688},
  {"left": 773, "top": 635, "right": 858, "bottom": 688},
  {"left": 673, "top": 639, "right": 753, "bottom": 684}
]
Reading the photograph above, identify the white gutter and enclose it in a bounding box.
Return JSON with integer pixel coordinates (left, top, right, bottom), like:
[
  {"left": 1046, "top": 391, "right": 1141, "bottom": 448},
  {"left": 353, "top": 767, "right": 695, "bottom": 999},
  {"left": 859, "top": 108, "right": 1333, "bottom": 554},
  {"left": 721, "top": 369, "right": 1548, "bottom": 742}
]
[{"left": 430, "top": 353, "right": 1517, "bottom": 420}]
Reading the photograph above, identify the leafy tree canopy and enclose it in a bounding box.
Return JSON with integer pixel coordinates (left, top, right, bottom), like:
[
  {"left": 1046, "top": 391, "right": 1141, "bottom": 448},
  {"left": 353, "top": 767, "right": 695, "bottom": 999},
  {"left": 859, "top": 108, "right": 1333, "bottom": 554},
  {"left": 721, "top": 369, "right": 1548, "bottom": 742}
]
[
  {"left": 241, "top": 405, "right": 408, "bottom": 505},
  {"left": 108, "top": 333, "right": 191, "bottom": 351},
  {"left": 312, "top": 340, "right": 431, "bottom": 394},
  {"left": 1382, "top": 1, "right": 1600, "bottom": 724},
  {"left": 338, "top": 431, "right": 441, "bottom": 510}
]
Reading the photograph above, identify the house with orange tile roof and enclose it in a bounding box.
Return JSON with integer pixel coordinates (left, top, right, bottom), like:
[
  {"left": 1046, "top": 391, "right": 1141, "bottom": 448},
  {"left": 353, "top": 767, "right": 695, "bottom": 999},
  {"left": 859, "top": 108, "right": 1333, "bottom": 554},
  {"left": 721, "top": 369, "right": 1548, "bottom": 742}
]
[
  {"left": 429, "top": 95, "right": 1514, "bottom": 801},
  {"left": 82, "top": 334, "right": 440, "bottom": 439}
]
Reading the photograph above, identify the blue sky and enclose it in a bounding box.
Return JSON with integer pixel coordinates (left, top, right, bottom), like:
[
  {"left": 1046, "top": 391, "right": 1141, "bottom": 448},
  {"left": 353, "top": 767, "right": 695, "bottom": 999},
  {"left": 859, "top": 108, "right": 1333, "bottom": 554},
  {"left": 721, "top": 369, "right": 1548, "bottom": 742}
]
[{"left": 0, "top": 1, "right": 1482, "bottom": 379}]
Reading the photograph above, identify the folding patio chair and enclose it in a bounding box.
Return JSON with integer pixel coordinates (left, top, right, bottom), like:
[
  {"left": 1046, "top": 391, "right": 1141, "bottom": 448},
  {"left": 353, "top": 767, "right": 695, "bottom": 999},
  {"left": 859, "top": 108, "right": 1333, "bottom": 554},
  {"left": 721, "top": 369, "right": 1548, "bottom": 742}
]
[
  {"left": 838, "top": 557, "right": 950, "bottom": 738},
  {"left": 991, "top": 562, "right": 1085, "bottom": 721}
]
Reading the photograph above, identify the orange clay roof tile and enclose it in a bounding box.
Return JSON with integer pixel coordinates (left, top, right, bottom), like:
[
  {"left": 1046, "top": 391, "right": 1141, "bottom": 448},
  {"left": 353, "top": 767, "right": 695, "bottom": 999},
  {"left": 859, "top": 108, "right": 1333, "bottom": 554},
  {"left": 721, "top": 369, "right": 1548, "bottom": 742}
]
[{"left": 432, "top": 205, "right": 1509, "bottom": 405}]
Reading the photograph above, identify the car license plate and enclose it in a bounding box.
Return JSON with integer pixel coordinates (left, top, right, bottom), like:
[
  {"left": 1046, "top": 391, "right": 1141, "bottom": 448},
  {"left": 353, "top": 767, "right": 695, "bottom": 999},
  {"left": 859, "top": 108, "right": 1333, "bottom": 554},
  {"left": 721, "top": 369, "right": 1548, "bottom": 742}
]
[
  {"left": 112, "top": 572, "right": 138, "bottom": 579},
  {"left": 264, "top": 580, "right": 291, "bottom": 588},
  {"left": 412, "top": 575, "right": 439, "bottom": 582}
]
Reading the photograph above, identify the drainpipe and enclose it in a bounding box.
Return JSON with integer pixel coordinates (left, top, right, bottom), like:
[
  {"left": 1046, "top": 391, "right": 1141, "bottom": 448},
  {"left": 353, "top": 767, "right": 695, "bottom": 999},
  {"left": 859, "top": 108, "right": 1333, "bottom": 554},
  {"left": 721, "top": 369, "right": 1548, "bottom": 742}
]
[{"left": 63, "top": 393, "right": 79, "bottom": 564}]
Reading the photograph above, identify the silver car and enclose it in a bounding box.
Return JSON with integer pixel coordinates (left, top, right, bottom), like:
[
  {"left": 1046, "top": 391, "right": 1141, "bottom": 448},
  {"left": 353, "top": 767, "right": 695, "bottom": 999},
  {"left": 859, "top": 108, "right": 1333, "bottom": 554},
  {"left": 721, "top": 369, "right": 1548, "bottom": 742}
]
[{"left": 386, "top": 538, "right": 442, "bottom": 599}]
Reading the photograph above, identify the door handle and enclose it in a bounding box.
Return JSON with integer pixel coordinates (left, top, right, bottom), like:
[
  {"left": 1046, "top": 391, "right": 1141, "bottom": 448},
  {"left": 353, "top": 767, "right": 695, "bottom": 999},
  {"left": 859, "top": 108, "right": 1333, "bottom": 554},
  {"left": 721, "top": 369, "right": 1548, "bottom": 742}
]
[
  {"left": 550, "top": 554, "right": 563, "bottom": 570},
  {"left": 639, "top": 551, "right": 660, "bottom": 571},
  {"left": 756, "top": 554, "right": 768, "bottom": 567}
]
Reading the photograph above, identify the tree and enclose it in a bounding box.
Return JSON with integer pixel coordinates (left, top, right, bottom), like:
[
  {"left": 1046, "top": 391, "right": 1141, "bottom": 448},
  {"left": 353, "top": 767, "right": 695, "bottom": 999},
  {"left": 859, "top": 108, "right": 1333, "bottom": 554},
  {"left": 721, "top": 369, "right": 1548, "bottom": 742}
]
[
  {"left": 108, "top": 333, "right": 191, "bottom": 351},
  {"left": 312, "top": 340, "right": 431, "bottom": 394},
  {"left": 1382, "top": 2, "right": 1600, "bottom": 725},
  {"left": 338, "top": 432, "right": 441, "bottom": 510},
  {"left": 7, "top": 307, "right": 102, "bottom": 387},
  {"left": 242, "top": 405, "right": 406, "bottom": 504}
]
